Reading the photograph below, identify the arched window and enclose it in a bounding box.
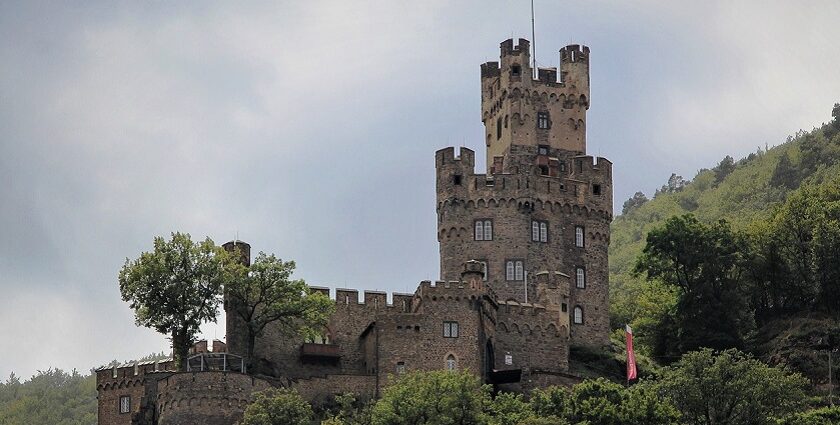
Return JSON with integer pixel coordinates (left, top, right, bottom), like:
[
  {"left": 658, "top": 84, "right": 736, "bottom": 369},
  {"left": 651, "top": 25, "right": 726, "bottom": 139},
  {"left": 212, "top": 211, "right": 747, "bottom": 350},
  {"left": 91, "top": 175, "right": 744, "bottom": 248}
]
[
  {"left": 576, "top": 267, "right": 586, "bottom": 289},
  {"left": 573, "top": 306, "right": 584, "bottom": 324},
  {"left": 446, "top": 354, "right": 457, "bottom": 371}
]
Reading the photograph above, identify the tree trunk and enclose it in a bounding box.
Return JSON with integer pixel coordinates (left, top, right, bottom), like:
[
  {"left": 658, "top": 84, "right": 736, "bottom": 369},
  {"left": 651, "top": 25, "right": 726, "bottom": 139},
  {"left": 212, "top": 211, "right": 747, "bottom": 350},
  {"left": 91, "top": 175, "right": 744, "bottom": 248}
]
[
  {"left": 172, "top": 329, "right": 190, "bottom": 372},
  {"left": 246, "top": 329, "right": 257, "bottom": 373}
]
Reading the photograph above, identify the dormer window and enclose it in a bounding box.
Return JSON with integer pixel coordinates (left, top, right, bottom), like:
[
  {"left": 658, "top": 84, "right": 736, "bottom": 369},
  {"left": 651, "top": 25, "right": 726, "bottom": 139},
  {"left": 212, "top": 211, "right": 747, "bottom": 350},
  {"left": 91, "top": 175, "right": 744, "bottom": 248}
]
[{"left": 511, "top": 64, "right": 521, "bottom": 77}]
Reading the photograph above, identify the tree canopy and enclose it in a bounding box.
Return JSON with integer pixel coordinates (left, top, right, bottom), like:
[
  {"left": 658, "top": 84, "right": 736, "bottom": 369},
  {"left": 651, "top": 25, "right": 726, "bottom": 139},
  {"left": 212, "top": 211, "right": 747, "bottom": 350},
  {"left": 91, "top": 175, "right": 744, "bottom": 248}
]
[
  {"left": 225, "top": 251, "right": 334, "bottom": 370},
  {"left": 119, "top": 232, "right": 234, "bottom": 370}
]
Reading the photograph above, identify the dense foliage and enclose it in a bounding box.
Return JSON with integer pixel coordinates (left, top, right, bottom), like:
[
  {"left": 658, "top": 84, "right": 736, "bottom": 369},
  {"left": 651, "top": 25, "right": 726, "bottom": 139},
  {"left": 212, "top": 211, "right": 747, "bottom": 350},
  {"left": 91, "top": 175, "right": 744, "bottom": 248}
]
[
  {"left": 226, "top": 251, "right": 335, "bottom": 372},
  {"left": 612, "top": 104, "right": 840, "bottom": 382},
  {"left": 119, "top": 232, "right": 235, "bottom": 370},
  {"left": 0, "top": 369, "right": 96, "bottom": 425},
  {"left": 242, "top": 388, "right": 314, "bottom": 425},
  {"left": 253, "top": 351, "right": 815, "bottom": 425}
]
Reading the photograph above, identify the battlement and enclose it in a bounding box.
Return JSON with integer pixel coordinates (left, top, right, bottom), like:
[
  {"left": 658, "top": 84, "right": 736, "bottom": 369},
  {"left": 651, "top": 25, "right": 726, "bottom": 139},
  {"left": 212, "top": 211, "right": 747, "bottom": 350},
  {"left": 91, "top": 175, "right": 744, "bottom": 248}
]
[
  {"left": 560, "top": 44, "right": 589, "bottom": 64},
  {"left": 481, "top": 61, "right": 501, "bottom": 78},
  {"left": 500, "top": 38, "right": 530, "bottom": 57},
  {"left": 435, "top": 146, "right": 475, "bottom": 168},
  {"left": 537, "top": 67, "right": 558, "bottom": 83}
]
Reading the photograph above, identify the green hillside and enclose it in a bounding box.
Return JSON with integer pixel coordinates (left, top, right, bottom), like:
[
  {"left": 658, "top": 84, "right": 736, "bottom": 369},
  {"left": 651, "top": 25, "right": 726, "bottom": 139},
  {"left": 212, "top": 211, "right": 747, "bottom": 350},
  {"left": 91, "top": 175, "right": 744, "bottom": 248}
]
[{"left": 610, "top": 103, "right": 840, "bottom": 380}]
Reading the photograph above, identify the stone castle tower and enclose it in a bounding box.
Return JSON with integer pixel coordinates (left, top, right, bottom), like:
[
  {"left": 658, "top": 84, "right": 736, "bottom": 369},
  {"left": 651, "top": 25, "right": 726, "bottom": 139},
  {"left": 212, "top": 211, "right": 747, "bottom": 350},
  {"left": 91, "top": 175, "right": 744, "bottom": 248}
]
[
  {"left": 436, "top": 38, "right": 611, "bottom": 345},
  {"left": 95, "top": 38, "right": 613, "bottom": 425}
]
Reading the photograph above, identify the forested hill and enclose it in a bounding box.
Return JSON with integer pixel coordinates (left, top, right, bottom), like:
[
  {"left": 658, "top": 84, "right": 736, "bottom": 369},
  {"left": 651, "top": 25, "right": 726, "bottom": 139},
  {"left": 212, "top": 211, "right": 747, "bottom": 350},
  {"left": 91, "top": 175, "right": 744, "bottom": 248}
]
[{"left": 610, "top": 103, "right": 840, "bottom": 377}]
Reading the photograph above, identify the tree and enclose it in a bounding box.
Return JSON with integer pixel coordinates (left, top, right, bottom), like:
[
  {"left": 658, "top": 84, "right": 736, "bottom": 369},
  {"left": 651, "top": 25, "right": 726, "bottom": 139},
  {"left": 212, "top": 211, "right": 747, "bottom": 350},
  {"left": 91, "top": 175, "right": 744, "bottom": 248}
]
[
  {"left": 634, "top": 215, "right": 753, "bottom": 356},
  {"left": 225, "top": 251, "right": 334, "bottom": 371},
  {"left": 778, "top": 406, "right": 840, "bottom": 425},
  {"left": 714, "top": 155, "right": 736, "bottom": 184},
  {"left": 528, "top": 379, "right": 679, "bottom": 425},
  {"left": 769, "top": 152, "right": 799, "bottom": 189},
  {"left": 657, "top": 348, "right": 808, "bottom": 425},
  {"left": 622, "top": 192, "right": 649, "bottom": 215},
  {"left": 489, "top": 392, "right": 533, "bottom": 425},
  {"left": 119, "top": 233, "right": 233, "bottom": 370},
  {"left": 241, "top": 388, "right": 313, "bottom": 425},
  {"left": 370, "top": 370, "right": 491, "bottom": 425}
]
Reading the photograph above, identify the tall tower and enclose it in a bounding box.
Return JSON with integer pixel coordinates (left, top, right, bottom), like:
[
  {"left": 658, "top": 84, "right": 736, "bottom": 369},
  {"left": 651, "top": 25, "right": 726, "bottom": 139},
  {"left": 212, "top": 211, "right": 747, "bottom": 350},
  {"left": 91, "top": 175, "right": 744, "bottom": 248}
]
[{"left": 436, "top": 38, "right": 612, "bottom": 346}]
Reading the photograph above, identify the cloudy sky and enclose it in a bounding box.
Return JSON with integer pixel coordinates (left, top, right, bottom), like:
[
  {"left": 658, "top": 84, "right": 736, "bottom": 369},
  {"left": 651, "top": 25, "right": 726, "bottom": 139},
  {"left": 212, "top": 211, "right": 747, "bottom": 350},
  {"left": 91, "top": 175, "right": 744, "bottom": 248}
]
[{"left": 1, "top": 1, "right": 839, "bottom": 380}]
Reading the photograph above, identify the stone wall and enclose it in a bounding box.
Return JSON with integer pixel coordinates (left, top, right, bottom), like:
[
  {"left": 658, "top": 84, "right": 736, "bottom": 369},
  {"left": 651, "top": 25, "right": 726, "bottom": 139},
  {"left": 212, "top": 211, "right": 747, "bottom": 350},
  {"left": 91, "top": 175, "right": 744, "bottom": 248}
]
[{"left": 155, "top": 372, "right": 270, "bottom": 425}]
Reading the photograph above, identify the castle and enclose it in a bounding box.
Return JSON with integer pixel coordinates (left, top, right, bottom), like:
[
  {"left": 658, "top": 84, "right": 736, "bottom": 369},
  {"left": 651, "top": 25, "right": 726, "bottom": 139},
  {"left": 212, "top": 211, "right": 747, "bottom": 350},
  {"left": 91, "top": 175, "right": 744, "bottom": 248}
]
[{"left": 95, "top": 38, "right": 612, "bottom": 425}]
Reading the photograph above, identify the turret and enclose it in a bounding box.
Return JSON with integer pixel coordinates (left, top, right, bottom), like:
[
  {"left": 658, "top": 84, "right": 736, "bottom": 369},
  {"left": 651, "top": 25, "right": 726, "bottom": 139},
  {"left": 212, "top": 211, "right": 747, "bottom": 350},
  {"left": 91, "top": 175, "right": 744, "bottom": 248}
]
[
  {"left": 223, "top": 240, "right": 251, "bottom": 266},
  {"left": 560, "top": 44, "right": 590, "bottom": 109}
]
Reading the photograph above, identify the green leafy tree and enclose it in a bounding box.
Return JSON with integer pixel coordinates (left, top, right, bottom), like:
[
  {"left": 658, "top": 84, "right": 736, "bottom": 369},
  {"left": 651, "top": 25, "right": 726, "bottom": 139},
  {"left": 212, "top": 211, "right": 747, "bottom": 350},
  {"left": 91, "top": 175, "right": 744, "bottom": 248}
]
[
  {"left": 529, "top": 385, "right": 570, "bottom": 420},
  {"left": 515, "top": 417, "right": 568, "bottom": 425},
  {"left": 119, "top": 232, "right": 233, "bottom": 370},
  {"left": 0, "top": 369, "right": 96, "bottom": 425},
  {"left": 777, "top": 406, "right": 840, "bottom": 425},
  {"left": 528, "top": 379, "right": 679, "bottom": 425},
  {"left": 619, "top": 381, "right": 681, "bottom": 425},
  {"left": 635, "top": 215, "right": 753, "bottom": 357},
  {"left": 769, "top": 153, "right": 799, "bottom": 189},
  {"left": 225, "top": 251, "right": 335, "bottom": 371},
  {"left": 370, "top": 370, "right": 491, "bottom": 425},
  {"left": 658, "top": 348, "right": 808, "bottom": 425},
  {"left": 622, "top": 191, "right": 649, "bottom": 215},
  {"left": 321, "top": 392, "right": 373, "bottom": 425},
  {"left": 714, "top": 155, "right": 736, "bottom": 184},
  {"left": 241, "top": 388, "right": 313, "bottom": 425},
  {"left": 489, "top": 392, "right": 533, "bottom": 425}
]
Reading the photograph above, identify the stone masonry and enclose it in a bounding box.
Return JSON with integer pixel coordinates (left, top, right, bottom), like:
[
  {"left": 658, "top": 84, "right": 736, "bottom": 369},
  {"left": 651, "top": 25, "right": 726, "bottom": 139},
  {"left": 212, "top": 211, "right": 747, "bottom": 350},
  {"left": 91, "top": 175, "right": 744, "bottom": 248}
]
[{"left": 96, "top": 38, "right": 612, "bottom": 425}]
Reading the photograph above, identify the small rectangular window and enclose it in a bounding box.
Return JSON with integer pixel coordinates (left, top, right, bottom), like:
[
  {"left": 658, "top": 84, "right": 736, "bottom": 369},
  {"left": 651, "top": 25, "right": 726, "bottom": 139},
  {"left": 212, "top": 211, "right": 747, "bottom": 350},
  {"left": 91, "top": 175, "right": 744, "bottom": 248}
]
[
  {"left": 497, "top": 117, "right": 503, "bottom": 139},
  {"left": 396, "top": 362, "right": 406, "bottom": 375},
  {"left": 575, "top": 226, "right": 585, "bottom": 248},
  {"left": 537, "top": 112, "right": 550, "bottom": 129},
  {"left": 453, "top": 174, "right": 462, "bottom": 185},
  {"left": 443, "top": 321, "right": 459, "bottom": 338},
  {"left": 119, "top": 396, "right": 131, "bottom": 414},
  {"left": 475, "top": 220, "right": 492, "bottom": 241},
  {"left": 538, "top": 145, "right": 549, "bottom": 156},
  {"left": 576, "top": 267, "right": 586, "bottom": 289},
  {"left": 592, "top": 184, "right": 602, "bottom": 195}
]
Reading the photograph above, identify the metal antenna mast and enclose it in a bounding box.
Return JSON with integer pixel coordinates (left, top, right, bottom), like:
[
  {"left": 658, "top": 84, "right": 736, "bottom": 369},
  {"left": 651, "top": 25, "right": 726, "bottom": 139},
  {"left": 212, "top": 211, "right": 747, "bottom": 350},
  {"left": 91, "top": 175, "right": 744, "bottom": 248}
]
[{"left": 531, "top": 0, "right": 537, "bottom": 77}]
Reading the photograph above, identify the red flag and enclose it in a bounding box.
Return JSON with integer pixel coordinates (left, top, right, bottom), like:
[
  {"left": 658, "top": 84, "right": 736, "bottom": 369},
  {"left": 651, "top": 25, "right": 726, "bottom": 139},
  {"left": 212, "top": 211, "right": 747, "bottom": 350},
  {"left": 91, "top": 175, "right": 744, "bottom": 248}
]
[{"left": 626, "top": 324, "right": 637, "bottom": 382}]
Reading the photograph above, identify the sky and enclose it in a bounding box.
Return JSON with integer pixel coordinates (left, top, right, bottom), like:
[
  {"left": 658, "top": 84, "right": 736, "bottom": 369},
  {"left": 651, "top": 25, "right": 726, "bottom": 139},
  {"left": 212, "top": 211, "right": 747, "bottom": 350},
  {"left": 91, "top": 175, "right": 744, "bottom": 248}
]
[{"left": 1, "top": 1, "right": 839, "bottom": 381}]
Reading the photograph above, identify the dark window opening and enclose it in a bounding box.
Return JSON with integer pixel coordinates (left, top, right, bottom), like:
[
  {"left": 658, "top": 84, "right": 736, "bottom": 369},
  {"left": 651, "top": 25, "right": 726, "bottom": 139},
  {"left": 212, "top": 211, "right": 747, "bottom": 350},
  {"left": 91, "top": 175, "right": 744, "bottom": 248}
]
[
  {"left": 561, "top": 303, "right": 568, "bottom": 313},
  {"left": 539, "top": 165, "right": 549, "bottom": 176},
  {"left": 537, "top": 112, "right": 550, "bottom": 129},
  {"left": 511, "top": 64, "right": 521, "bottom": 77},
  {"left": 592, "top": 184, "right": 601, "bottom": 195},
  {"left": 453, "top": 175, "right": 462, "bottom": 185},
  {"left": 497, "top": 117, "right": 502, "bottom": 139}
]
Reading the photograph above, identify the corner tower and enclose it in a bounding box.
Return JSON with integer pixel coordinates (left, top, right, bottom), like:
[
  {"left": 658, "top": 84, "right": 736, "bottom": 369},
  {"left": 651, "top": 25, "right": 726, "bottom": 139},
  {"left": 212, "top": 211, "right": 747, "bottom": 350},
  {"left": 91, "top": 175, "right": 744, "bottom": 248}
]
[{"left": 437, "top": 38, "right": 611, "bottom": 347}]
